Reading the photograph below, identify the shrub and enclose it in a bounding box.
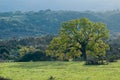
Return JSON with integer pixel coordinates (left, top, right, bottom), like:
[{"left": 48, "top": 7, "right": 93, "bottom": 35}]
[
  {"left": 18, "top": 51, "right": 52, "bottom": 62},
  {"left": 86, "top": 55, "right": 106, "bottom": 65}
]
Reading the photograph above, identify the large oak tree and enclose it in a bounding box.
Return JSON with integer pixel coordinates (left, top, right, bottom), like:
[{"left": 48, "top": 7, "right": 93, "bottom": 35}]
[{"left": 46, "top": 18, "right": 109, "bottom": 62}]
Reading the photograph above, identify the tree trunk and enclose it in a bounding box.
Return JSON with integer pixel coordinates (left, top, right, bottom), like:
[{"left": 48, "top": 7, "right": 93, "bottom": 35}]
[{"left": 81, "top": 45, "right": 87, "bottom": 60}]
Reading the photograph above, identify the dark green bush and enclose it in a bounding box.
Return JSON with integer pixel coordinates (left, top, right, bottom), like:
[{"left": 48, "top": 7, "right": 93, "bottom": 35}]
[{"left": 18, "top": 51, "right": 53, "bottom": 62}]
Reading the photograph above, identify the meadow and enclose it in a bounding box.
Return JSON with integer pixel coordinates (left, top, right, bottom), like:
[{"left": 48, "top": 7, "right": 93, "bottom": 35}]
[{"left": 0, "top": 61, "right": 120, "bottom": 80}]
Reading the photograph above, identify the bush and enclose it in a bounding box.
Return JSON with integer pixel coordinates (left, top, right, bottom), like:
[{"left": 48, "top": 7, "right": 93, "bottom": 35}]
[
  {"left": 86, "top": 55, "right": 105, "bottom": 65},
  {"left": 106, "top": 54, "right": 117, "bottom": 62},
  {"left": 18, "top": 51, "right": 52, "bottom": 62}
]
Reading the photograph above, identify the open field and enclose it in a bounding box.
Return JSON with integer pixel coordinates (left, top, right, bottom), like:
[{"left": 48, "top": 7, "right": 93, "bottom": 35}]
[{"left": 0, "top": 61, "right": 120, "bottom": 80}]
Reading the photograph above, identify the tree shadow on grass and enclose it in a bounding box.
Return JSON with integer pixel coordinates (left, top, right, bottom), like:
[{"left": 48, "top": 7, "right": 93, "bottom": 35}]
[{"left": 0, "top": 76, "right": 11, "bottom": 80}]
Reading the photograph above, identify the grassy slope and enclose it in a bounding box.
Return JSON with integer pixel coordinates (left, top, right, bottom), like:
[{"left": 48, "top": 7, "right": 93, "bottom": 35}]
[{"left": 0, "top": 61, "right": 120, "bottom": 80}]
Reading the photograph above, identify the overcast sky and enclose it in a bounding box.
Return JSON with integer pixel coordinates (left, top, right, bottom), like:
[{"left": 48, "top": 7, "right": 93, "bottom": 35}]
[{"left": 0, "top": 0, "right": 120, "bottom": 12}]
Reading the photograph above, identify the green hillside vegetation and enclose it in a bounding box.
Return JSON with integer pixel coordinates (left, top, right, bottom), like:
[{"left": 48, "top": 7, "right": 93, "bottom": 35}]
[
  {"left": 0, "top": 61, "right": 120, "bottom": 80},
  {"left": 0, "top": 10, "right": 120, "bottom": 39},
  {"left": 0, "top": 18, "right": 120, "bottom": 63},
  {"left": 0, "top": 35, "right": 54, "bottom": 61}
]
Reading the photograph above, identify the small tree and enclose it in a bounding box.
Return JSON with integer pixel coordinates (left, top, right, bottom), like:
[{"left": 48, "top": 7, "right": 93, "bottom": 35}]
[{"left": 46, "top": 18, "right": 109, "bottom": 64}]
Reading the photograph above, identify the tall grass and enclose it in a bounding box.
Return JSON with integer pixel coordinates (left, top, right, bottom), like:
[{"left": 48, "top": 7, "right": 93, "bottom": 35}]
[{"left": 0, "top": 61, "right": 120, "bottom": 80}]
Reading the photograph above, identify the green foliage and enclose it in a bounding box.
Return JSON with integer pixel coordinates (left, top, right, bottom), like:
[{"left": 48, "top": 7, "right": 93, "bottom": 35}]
[
  {"left": 47, "top": 18, "right": 110, "bottom": 64},
  {"left": 46, "top": 34, "right": 81, "bottom": 61},
  {"left": 107, "top": 34, "right": 120, "bottom": 62},
  {"left": 18, "top": 46, "right": 36, "bottom": 57},
  {"left": 0, "top": 10, "right": 120, "bottom": 39},
  {"left": 18, "top": 51, "right": 49, "bottom": 62},
  {"left": 0, "top": 35, "right": 54, "bottom": 61},
  {"left": 0, "top": 47, "right": 10, "bottom": 60}
]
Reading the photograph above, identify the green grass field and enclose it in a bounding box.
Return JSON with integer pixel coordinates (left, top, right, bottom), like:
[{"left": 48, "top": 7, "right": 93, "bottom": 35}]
[{"left": 0, "top": 61, "right": 120, "bottom": 80}]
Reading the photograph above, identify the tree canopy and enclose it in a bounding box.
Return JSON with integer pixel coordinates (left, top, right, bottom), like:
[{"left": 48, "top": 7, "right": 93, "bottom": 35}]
[{"left": 46, "top": 18, "right": 110, "bottom": 64}]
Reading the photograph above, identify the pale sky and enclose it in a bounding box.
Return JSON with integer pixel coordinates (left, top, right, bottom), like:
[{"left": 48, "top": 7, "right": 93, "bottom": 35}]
[{"left": 0, "top": 0, "right": 120, "bottom": 12}]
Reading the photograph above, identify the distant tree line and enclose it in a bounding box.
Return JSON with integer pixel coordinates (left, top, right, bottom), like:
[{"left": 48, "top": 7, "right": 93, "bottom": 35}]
[
  {"left": 106, "top": 34, "right": 120, "bottom": 62},
  {"left": 0, "top": 35, "right": 56, "bottom": 61},
  {"left": 0, "top": 9, "right": 120, "bottom": 39}
]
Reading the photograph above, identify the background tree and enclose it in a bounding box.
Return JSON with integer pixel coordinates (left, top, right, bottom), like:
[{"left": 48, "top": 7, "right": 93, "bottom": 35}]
[
  {"left": 0, "top": 35, "right": 54, "bottom": 61},
  {"left": 107, "top": 33, "right": 120, "bottom": 62},
  {"left": 46, "top": 18, "right": 109, "bottom": 64},
  {"left": 0, "top": 47, "right": 10, "bottom": 60}
]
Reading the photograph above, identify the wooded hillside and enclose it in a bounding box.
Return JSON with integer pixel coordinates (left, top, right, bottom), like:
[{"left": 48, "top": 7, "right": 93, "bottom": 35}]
[{"left": 0, "top": 10, "right": 120, "bottom": 39}]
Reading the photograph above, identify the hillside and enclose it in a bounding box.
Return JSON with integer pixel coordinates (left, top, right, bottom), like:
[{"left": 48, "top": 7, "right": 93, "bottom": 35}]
[{"left": 0, "top": 10, "right": 120, "bottom": 39}]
